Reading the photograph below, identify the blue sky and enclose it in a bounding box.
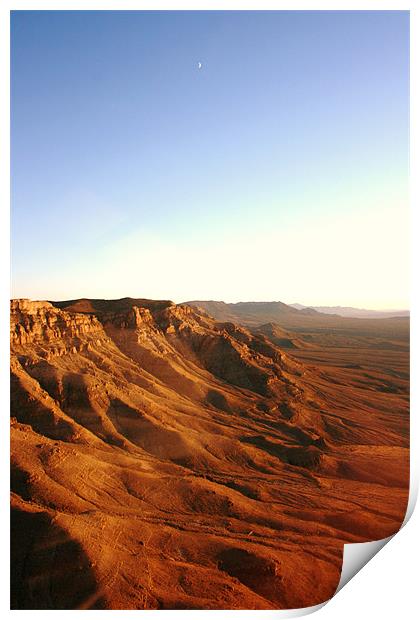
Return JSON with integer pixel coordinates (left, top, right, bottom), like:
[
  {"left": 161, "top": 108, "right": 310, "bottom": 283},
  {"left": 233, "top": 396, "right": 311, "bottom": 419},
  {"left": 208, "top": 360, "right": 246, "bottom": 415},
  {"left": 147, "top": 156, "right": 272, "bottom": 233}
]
[{"left": 11, "top": 10, "right": 409, "bottom": 307}]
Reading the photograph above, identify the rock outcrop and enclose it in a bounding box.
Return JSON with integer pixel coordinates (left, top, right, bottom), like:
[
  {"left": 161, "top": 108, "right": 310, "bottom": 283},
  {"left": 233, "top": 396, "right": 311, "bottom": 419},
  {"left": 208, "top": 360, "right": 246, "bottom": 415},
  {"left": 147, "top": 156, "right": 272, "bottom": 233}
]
[{"left": 11, "top": 299, "right": 106, "bottom": 352}]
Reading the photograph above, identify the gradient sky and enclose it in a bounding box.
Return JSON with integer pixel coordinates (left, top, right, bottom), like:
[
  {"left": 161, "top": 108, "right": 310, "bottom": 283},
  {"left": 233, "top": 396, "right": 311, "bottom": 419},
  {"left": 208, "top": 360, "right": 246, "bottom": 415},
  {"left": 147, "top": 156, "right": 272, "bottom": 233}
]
[{"left": 11, "top": 10, "right": 409, "bottom": 308}]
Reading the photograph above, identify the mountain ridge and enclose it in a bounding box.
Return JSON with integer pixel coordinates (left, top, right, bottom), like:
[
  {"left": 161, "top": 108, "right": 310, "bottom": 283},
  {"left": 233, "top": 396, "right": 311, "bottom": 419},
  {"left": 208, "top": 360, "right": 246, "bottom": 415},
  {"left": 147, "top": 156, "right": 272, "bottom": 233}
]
[
  {"left": 184, "top": 300, "right": 410, "bottom": 335},
  {"left": 290, "top": 303, "right": 409, "bottom": 319}
]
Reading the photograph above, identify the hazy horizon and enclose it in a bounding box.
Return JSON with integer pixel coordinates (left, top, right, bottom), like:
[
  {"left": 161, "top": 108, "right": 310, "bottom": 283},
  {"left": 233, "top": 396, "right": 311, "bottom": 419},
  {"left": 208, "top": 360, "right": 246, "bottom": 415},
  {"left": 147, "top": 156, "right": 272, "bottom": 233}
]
[
  {"left": 9, "top": 294, "right": 409, "bottom": 313},
  {"left": 11, "top": 11, "right": 409, "bottom": 309}
]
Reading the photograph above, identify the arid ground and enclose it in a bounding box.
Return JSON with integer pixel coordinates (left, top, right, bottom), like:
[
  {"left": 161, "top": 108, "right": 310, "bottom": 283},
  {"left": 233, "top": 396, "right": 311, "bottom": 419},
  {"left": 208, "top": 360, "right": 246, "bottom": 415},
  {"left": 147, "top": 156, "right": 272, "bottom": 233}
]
[{"left": 10, "top": 298, "right": 409, "bottom": 610}]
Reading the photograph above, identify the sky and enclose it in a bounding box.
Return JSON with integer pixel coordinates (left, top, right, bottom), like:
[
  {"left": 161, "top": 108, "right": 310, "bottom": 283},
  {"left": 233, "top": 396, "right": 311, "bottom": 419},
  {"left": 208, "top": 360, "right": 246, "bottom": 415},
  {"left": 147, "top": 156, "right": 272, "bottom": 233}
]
[{"left": 11, "top": 10, "right": 409, "bottom": 309}]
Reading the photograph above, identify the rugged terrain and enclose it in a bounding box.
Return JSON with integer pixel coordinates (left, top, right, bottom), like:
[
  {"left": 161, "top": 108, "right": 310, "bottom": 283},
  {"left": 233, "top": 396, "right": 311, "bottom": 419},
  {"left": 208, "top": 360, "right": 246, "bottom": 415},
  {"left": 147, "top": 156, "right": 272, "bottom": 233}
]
[
  {"left": 185, "top": 299, "right": 410, "bottom": 333},
  {"left": 10, "top": 298, "right": 409, "bottom": 610}
]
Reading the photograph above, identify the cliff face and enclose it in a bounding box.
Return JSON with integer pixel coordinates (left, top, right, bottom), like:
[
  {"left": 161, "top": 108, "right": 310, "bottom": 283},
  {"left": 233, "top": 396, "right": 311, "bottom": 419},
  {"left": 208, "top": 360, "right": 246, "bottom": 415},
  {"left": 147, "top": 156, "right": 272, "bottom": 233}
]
[
  {"left": 11, "top": 299, "right": 106, "bottom": 351},
  {"left": 11, "top": 298, "right": 304, "bottom": 402},
  {"left": 10, "top": 298, "right": 409, "bottom": 610}
]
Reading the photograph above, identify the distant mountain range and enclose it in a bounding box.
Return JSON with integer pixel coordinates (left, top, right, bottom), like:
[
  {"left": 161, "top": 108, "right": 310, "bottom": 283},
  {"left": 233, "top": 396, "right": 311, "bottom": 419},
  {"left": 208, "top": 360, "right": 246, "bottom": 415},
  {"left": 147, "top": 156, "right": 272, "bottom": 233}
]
[
  {"left": 185, "top": 300, "right": 409, "bottom": 325},
  {"left": 184, "top": 300, "right": 319, "bottom": 327},
  {"left": 290, "top": 304, "right": 409, "bottom": 319},
  {"left": 182, "top": 299, "right": 410, "bottom": 361}
]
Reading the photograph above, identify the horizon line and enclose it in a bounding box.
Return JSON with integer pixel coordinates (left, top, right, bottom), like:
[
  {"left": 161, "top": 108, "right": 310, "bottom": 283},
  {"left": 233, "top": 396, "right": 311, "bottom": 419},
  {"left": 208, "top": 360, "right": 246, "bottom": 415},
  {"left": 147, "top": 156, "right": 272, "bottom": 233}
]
[{"left": 9, "top": 295, "right": 410, "bottom": 314}]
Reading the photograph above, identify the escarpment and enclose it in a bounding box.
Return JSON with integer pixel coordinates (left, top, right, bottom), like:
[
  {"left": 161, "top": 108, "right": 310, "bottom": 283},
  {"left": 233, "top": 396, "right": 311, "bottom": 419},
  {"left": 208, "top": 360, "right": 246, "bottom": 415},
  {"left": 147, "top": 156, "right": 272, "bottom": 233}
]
[
  {"left": 11, "top": 299, "right": 108, "bottom": 359},
  {"left": 10, "top": 297, "right": 409, "bottom": 610}
]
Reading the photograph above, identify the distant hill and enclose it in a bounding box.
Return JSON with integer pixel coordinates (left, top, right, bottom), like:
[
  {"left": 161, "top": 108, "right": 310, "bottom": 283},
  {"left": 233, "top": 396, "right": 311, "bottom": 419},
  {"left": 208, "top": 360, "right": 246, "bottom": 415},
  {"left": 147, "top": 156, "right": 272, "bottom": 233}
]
[
  {"left": 253, "top": 322, "right": 307, "bottom": 349},
  {"left": 290, "top": 304, "right": 409, "bottom": 319},
  {"left": 184, "top": 300, "right": 410, "bottom": 345},
  {"left": 184, "top": 300, "right": 322, "bottom": 326}
]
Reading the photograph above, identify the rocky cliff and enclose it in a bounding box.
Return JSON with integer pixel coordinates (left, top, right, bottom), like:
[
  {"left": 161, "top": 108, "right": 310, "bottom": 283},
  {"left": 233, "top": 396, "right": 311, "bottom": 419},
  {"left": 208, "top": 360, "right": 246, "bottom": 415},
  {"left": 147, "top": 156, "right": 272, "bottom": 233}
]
[{"left": 11, "top": 299, "right": 107, "bottom": 354}]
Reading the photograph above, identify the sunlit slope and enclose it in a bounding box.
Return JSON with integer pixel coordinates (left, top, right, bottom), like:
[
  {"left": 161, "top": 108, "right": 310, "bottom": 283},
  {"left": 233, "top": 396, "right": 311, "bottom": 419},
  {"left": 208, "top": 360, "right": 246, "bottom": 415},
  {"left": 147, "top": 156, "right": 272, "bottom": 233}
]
[{"left": 10, "top": 298, "right": 409, "bottom": 609}]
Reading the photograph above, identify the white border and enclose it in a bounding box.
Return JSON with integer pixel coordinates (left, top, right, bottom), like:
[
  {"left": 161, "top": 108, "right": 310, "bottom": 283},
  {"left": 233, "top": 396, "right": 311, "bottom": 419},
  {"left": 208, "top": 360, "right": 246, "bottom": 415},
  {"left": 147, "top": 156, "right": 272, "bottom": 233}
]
[{"left": 1, "top": 2, "right": 418, "bottom": 618}]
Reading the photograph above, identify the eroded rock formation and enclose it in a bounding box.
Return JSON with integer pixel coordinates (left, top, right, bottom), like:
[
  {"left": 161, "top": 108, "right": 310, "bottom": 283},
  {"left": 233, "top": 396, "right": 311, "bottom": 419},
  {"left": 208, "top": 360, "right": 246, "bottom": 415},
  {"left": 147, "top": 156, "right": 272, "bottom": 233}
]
[{"left": 10, "top": 298, "right": 409, "bottom": 609}]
